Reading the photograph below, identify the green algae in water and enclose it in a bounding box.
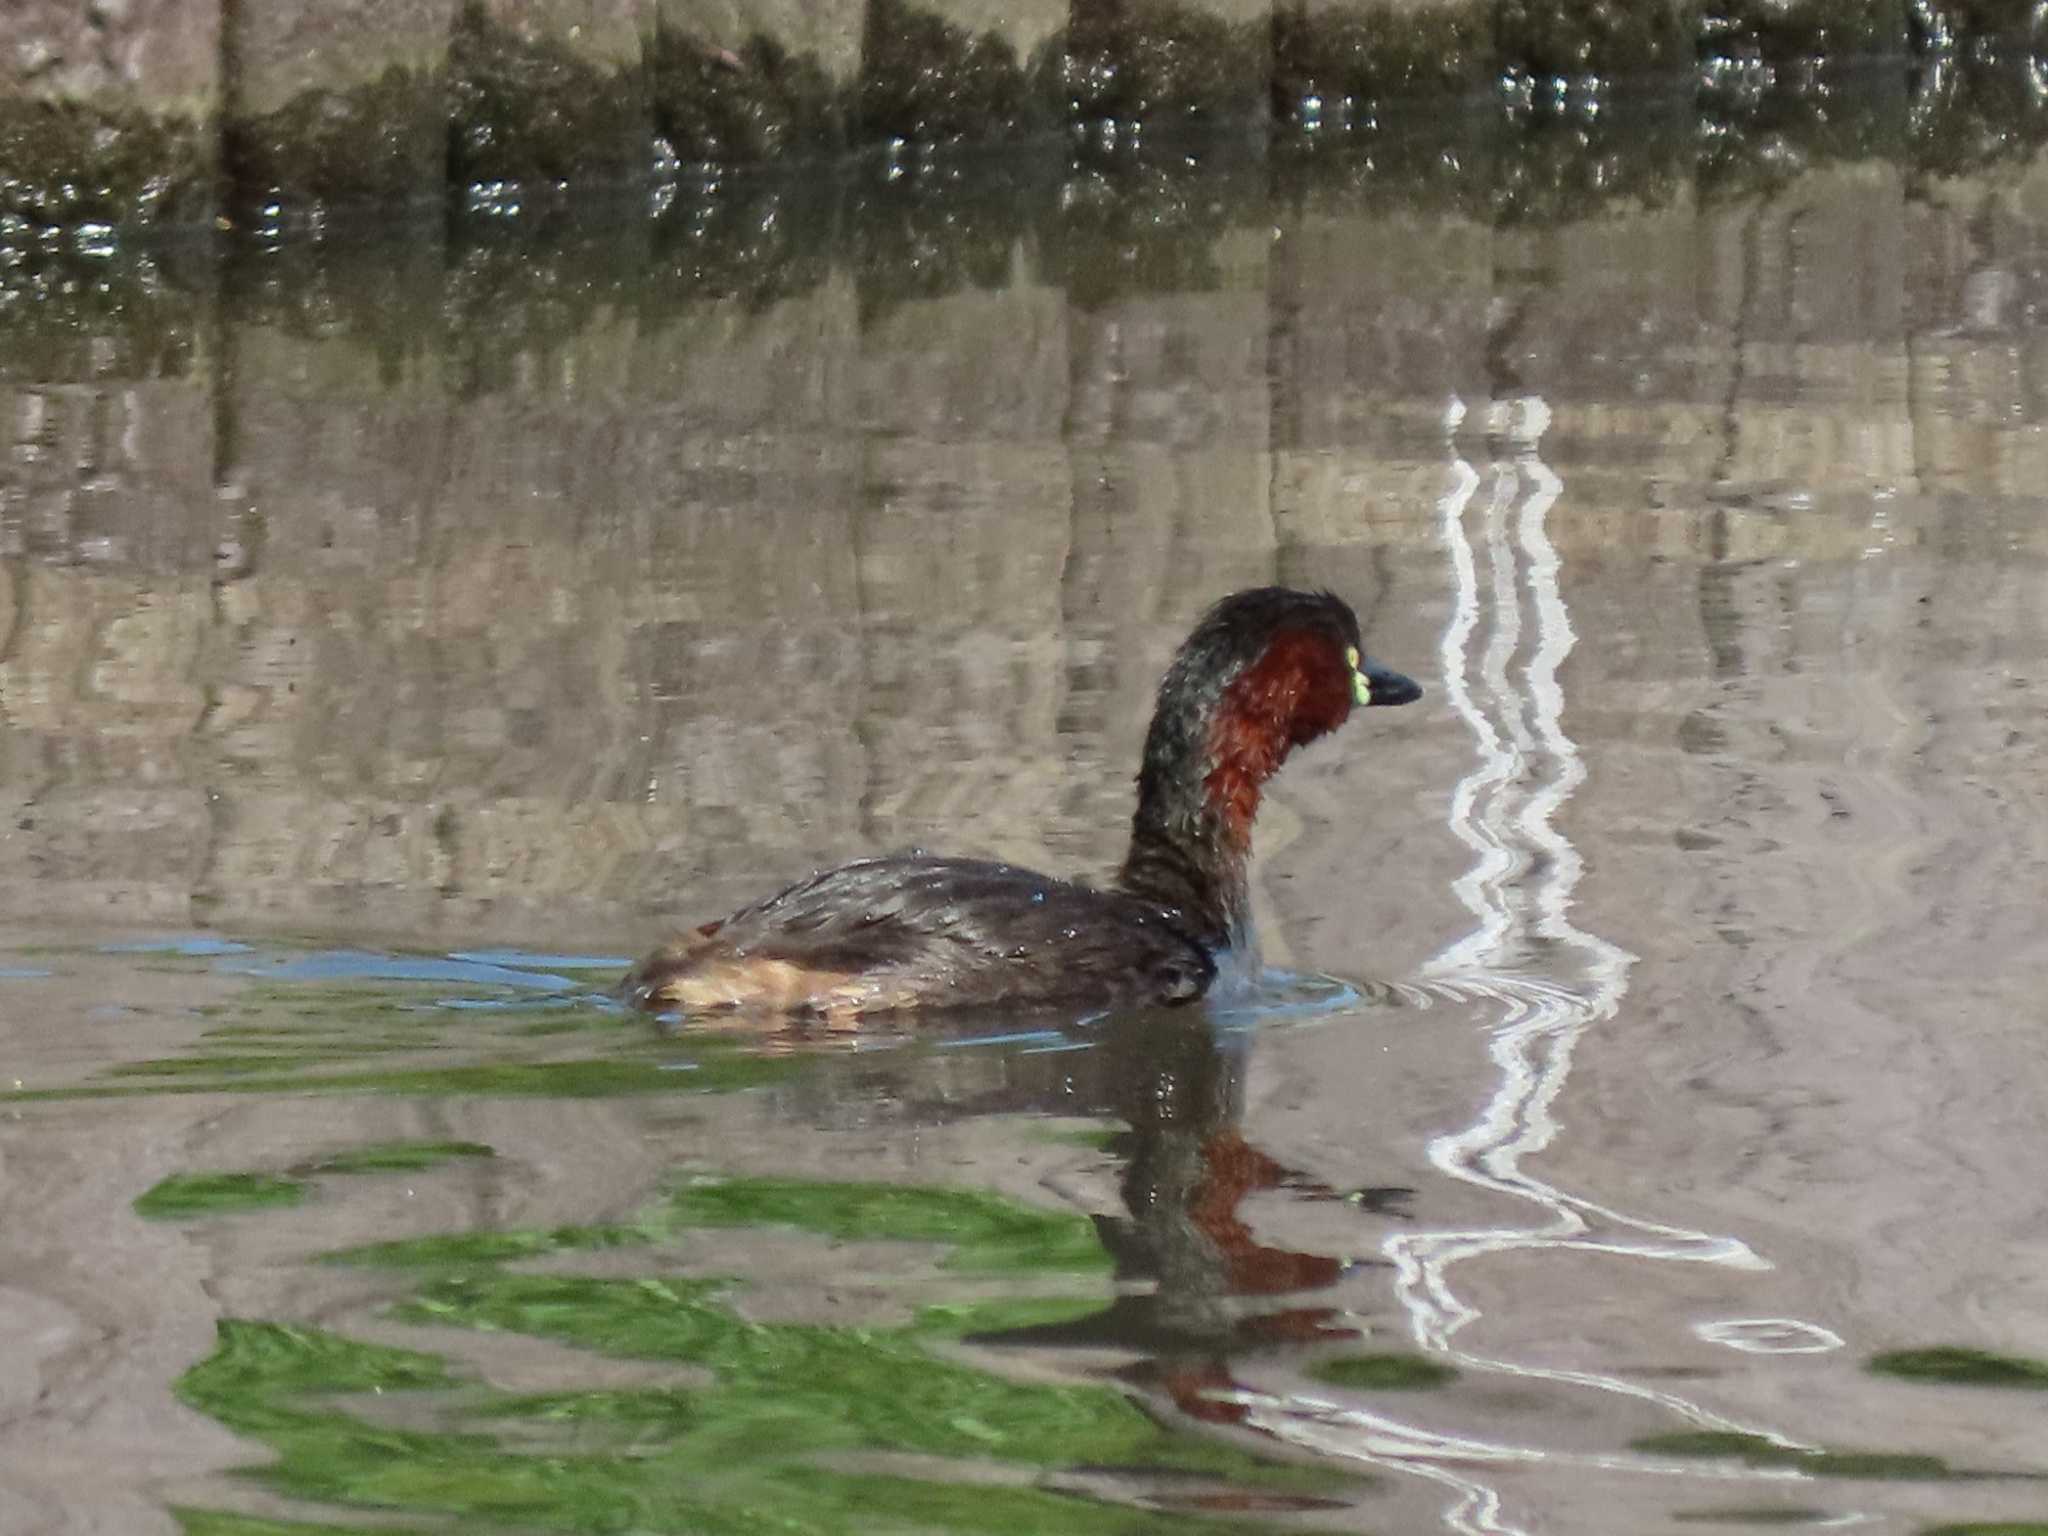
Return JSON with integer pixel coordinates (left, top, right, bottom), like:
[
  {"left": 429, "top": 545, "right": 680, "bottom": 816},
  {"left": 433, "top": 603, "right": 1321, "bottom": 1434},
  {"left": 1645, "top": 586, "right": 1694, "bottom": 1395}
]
[
  {"left": 177, "top": 1323, "right": 656, "bottom": 1528},
  {"left": 32, "top": 1052, "right": 795, "bottom": 1102},
  {"left": 1638, "top": 1431, "right": 1811, "bottom": 1459},
  {"left": 173, "top": 1508, "right": 434, "bottom": 1536},
  {"left": 507, "top": 1010, "right": 635, "bottom": 1037},
  {"left": 1631, "top": 1430, "right": 1957, "bottom": 1480},
  {"left": 479, "top": 1387, "right": 700, "bottom": 1429},
  {"left": 173, "top": 1297, "right": 1333, "bottom": 1535},
  {"left": 395, "top": 1269, "right": 1353, "bottom": 1498},
  {"left": 175, "top": 1162, "right": 1358, "bottom": 1533},
  {"left": 198, "top": 1026, "right": 415, "bottom": 1046},
  {"left": 767, "top": 1471, "right": 1294, "bottom": 1535},
  {"left": 330, "top": 1176, "right": 1116, "bottom": 1280},
  {"left": 208, "top": 1038, "right": 428, "bottom": 1057},
  {"left": 305, "top": 1056, "right": 791, "bottom": 1097},
  {"left": 1784, "top": 1450, "right": 1966, "bottom": 1479},
  {"left": 79, "top": 974, "right": 671, "bottom": 1098},
  {"left": 1028, "top": 1123, "right": 1122, "bottom": 1151},
  {"left": 111, "top": 1053, "right": 361, "bottom": 1079},
  {"left": 661, "top": 1175, "right": 1111, "bottom": 1275},
  {"left": 1310, "top": 1352, "right": 1458, "bottom": 1390},
  {"left": 1872, "top": 1347, "right": 2048, "bottom": 1388},
  {"left": 910, "top": 1296, "right": 1109, "bottom": 1337},
  {"left": 136, "top": 1174, "right": 309, "bottom": 1220},
  {"left": 205, "top": 993, "right": 622, "bottom": 1047},
  {"left": 327, "top": 1223, "right": 651, "bottom": 1269},
  {"left": 133, "top": 1142, "right": 487, "bottom": 1231},
  {"left": 400, "top": 1270, "right": 1153, "bottom": 1465},
  {"left": 181, "top": 1320, "right": 453, "bottom": 1407},
  {"left": 302, "top": 1141, "right": 495, "bottom": 1175},
  {"left": 245, "top": 979, "right": 484, "bottom": 1011}
]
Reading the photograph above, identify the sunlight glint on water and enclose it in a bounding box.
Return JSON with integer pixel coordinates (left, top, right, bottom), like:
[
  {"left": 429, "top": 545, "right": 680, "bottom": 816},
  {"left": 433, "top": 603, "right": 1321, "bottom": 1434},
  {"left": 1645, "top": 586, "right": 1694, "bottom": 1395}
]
[{"left": 1240, "top": 393, "right": 1839, "bottom": 1534}]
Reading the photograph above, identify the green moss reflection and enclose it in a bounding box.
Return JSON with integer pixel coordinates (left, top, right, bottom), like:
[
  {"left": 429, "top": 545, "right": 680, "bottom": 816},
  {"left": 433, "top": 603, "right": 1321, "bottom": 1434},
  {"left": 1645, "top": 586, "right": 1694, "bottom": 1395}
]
[
  {"left": 173, "top": 1508, "right": 433, "bottom": 1536},
  {"left": 662, "top": 1175, "right": 1111, "bottom": 1274},
  {"left": 302, "top": 1141, "right": 495, "bottom": 1174},
  {"left": 28, "top": 1053, "right": 794, "bottom": 1102},
  {"left": 1310, "top": 1352, "right": 1458, "bottom": 1390},
  {"left": 170, "top": 1160, "right": 1374, "bottom": 1533},
  {"left": 1872, "top": 1347, "right": 2048, "bottom": 1388},
  {"left": 1028, "top": 1123, "right": 1121, "bottom": 1151},
  {"left": 1632, "top": 1429, "right": 1957, "bottom": 1479},
  {"left": 137, "top": 1142, "right": 495, "bottom": 1223},
  {"left": 173, "top": 1288, "right": 1346, "bottom": 1534},
  {"left": 910, "top": 1296, "right": 1108, "bottom": 1336},
  {"left": 19, "top": 960, "right": 777, "bottom": 1103},
  {"left": 284, "top": 1057, "right": 789, "bottom": 1096},
  {"left": 330, "top": 1174, "right": 1114, "bottom": 1277},
  {"left": 183, "top": 1320, "right": 453, "bottom": 1406},
  {"left": 396, "top": 1269, "right": 1176, "bottom": 1466},
  {"left": 328, "top": 1224, "right": 650, "bottom": 1269},
  {"left": 479, "top": 1386, "right": 701, "bottom": 1431},
  {"left": 113, "top": 1054, "right": 361, "bottom": 1079},
  {"left": 136, "top": 1174, "right": 309, "bottom": 1220}
]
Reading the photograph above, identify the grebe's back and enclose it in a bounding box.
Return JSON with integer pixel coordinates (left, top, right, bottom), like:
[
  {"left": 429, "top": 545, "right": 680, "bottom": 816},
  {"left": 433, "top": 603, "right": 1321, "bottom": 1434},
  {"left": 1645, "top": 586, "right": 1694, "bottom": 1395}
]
[{"left": 621, "top": 855, "right": 1213, "bottom": 1018}]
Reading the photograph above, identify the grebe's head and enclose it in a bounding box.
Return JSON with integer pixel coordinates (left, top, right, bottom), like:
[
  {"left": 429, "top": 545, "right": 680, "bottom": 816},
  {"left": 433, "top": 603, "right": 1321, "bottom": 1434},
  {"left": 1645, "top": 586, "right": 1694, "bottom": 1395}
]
[
  {"left": 1137, "top": 587, "right": 1422, "bottom": 850},
  {"left": 1182, "top": 586, "right": 1419, "bottom": 730},
  {"left": 1119, "top": 587, "right": 1420, "bottom": 940}
]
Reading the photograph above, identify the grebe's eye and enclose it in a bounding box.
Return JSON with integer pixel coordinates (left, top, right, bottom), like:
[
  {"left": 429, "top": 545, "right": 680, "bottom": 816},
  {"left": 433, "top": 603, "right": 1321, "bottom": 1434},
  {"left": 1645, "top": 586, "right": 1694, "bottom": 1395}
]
[{"left": 1345, "top": 646, "right": 1370, "bottom": 705}]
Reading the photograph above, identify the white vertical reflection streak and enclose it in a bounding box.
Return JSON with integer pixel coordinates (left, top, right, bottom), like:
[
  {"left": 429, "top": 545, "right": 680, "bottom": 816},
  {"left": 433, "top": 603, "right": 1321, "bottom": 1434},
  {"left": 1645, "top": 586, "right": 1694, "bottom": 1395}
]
[{"left": 1242, "top": 399, "right": 1807, "bottom": 1533}]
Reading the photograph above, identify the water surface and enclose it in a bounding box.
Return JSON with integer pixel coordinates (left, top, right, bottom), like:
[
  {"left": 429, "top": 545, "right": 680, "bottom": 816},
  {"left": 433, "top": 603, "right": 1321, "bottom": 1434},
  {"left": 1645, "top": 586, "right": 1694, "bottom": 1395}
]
[{"left": 5, "top": 137, "right": 2048, "bottom": 1536}]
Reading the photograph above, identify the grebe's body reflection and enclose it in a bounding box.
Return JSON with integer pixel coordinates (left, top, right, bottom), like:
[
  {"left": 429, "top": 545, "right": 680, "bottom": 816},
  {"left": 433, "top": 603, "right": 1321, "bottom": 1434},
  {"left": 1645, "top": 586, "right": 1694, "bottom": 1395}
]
[{"left": 775, "top": 1006, "right": 1382, "bottom": 1431}]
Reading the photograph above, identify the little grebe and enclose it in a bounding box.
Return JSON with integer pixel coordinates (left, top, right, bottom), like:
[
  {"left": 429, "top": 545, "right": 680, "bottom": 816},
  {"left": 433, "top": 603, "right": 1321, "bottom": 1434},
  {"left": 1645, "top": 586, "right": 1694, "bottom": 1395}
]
[{"left": 623, "top": 587, "right": 1421, "bottom": 1018}]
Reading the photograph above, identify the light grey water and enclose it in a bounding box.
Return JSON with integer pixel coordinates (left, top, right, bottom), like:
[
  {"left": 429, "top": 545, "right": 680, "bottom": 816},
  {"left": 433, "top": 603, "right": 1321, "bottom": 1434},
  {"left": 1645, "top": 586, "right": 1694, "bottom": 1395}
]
[{"left": 3, "top": 147, "right": 2048, "bottom": 1535}]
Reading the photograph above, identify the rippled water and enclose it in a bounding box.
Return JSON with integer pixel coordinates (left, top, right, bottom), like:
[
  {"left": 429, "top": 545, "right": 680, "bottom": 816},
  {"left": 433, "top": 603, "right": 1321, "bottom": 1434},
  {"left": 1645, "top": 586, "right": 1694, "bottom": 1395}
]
[{"left": 6, "top": 139, "right": 2048, "bottom": 1536}]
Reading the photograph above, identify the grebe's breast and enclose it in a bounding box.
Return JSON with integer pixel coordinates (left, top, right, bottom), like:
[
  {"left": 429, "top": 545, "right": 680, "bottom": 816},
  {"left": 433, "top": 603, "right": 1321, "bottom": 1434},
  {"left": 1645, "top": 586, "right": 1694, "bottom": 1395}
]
[{"left": 623, "top": 855, "right": 1215, "bottom": 1020}]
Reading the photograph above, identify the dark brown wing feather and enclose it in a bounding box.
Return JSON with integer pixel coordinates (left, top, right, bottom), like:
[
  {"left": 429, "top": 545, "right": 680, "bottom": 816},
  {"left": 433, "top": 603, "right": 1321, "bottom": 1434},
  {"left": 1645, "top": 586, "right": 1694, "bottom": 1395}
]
[{"left": 623, "top": 855, "right": 1215, "bottom": 1017}]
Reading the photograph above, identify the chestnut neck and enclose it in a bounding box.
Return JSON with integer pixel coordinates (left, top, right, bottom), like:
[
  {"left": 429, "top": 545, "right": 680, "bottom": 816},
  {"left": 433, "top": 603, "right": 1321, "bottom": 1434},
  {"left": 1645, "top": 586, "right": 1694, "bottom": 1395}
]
[{"left": 1117, "top": 632, "right": 1346, "bottom": 950}]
